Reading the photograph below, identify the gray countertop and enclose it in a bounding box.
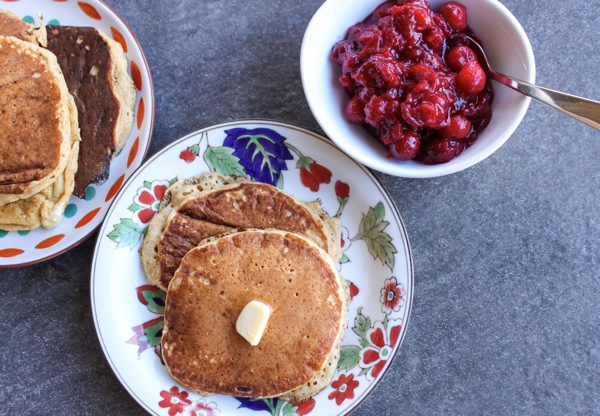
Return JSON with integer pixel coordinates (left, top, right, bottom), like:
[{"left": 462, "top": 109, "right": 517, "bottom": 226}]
[{"left": 1, "top": 0, "right": 600, "bottom": 414}]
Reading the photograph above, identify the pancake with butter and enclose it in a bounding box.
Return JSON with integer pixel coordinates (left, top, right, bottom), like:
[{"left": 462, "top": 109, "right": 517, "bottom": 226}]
[
  {"left": 46, "top": 25, "right": 135, "bottom": 197},
  {"left": 0, "top": 35, "right": 78, "bottom": 207},
  {"left": 141, "top": 173, "right": 341, "bottom": 291},
  {"left": 162, "top": 229, "right": 349, "bottom": 400}
]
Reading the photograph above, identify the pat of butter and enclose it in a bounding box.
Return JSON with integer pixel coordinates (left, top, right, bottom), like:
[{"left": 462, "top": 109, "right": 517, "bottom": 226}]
[{"left": 236, "top": 300, "right": 271, "bottom": 346}]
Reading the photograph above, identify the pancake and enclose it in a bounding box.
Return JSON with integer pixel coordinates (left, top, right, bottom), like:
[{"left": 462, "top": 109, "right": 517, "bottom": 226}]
[
  {"left": 0, "top": 138, "right": 78, "bottom": 230},
  {"left": 141, "top": 173, "right": 342, "bottom": 291},
  {"left": 0, "top": 10, "right": 36, "bottom": 43},
  {"left": 141, "top": 173, "right": 247, "bottom": 285},
  {"left": 0, "top": 35, "right": 77, "bottom": 205},
  {"left": 46, "top": 25, "right": 135, "bottom": 198},
  {"left": 162, "top": 229, "right": 349, "bottom": 400},
  {"left": 0, "top": 93, "right": 79, "bottom": 230},
  {"left": 157, "top": 171, "right": 249, "bottom": 211}
]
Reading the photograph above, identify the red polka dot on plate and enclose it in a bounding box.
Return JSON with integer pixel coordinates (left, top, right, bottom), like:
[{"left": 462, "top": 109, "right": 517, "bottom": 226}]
[
  {"left": 110, "top": 26, "right": 128, "bottom": 52},
  {"left": 78, "top": 2, "right": 102, "bottom": 19},
  {"left": 106, "top": 174, "right": 125, "bottom": 202},
  {"left": 130, "top": 61, "right": 142, "bottom": 91},
  {"left": 35, "top": 234, "right": 66, "bottom": 249},
  {"left": 127, "top": 137, "right": 140, "bottom": 168},
  {"left": 75, "top": 207, "right": 102, "bottom": 229},
  {"left": 136, "top": 98, "right": 145, "bottom": 129},
  {"left": 0, "top": 248, "right": 24, "bottom": 258}
]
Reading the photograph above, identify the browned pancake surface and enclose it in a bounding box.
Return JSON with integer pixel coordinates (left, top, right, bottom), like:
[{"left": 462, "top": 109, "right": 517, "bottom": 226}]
[
  {"left": 0, "top": 37, "right": 63, "bottom": 193},
  {"left": 157, "top": 182, "right": 332, "bottom": 289},
  {"left": 46, "top": 26, "right": 120, "bottom": 197},
  {"left": 162, "top": 230, "right": 345, "bottom": 398},
  {"left": 0, "top": 10, "right": 33, "bottom": 42}
]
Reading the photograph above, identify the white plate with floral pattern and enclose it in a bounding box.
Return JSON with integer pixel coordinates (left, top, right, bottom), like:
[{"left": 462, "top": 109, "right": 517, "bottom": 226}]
[
  {"left": 91, "top": 120, "right": 413, "bottom": 416},
  {"left": 0, "top": 0, "right": 154, "bottom": 267}
]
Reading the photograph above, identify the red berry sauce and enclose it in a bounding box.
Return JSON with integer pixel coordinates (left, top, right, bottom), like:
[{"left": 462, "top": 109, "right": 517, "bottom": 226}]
[{"left": 331, "top": 0, "right": 493, "bottom": 164}]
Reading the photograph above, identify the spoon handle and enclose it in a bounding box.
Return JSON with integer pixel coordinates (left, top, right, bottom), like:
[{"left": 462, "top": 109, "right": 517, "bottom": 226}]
[{"left": 489, "top": 73, "right": 600, "bottom": 131}]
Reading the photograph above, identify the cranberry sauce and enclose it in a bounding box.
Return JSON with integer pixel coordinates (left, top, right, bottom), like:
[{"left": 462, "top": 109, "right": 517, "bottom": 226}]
[{"left": 331, "top": 0, "right": 493, "bottom": 164}]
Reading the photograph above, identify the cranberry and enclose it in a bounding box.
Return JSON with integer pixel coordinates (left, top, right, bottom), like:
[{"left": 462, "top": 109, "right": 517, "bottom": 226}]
[
  {"left": 421, "top": 137, "right": 464, "bottom": 164},
  {"left": 342, "top": 53, "right": 361, "bottom": 74},
  {"left": 388, "top": 130, "right": 421, "bottom": 160},
  {"left": 345, "top": 96, "right": 366, "bottom": 124},
  {"left": 380, "top": 122, "right": 404, "bottom": 145},
  {"left": 440, "top": 2, "right": 468, "bottom": 31},
  {"left": 432, "top": 13, "right": 452, "bottom": 37},
  {"left": 445, "top": 45, "right": 476, "bottom": 72},
  {"left": 364, "top": 95, "right": 398, "bottom": 127},
  {"left": 393, "top": 5, "right": 433, "bottom": 46},
  {"left": 456, "top": 61, "right": 487, "bottom": 96},
  {"left": 353, "top": 55, "right": 404, "bottom": 89},
  {"left": 358, "top": 31, "right": 384, "bottom": 60},
  {"left": 408, "top": 64, "right": 437, "bottom": 84},
  {"left": 400, "top": 101, "right": 433, "bottom": 129},
  {"left": 374, "top": 57, "right": 404, "bottom": 88},
  {"left": 331, "top": 40, "right": 353, "bottom": 65},
  {"left": 441, "top": 115, "right": 472, "bottom": 140},
  {"left": 424, "top": 27, "right": 445, "bottom": 53},
  {"left": 461, "top": 88, "right": 493, "bottom": 118},
  {"left": 339, "top": 74, "right": 356, "bottom": 91},
  {"left": 358, "top": 86, "right": 374, "bottom": 103}
]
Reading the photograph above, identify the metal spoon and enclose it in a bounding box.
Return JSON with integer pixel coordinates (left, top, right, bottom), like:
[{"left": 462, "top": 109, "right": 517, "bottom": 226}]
[{"left": 466, "top": 36, "right": 600, "bottom": 131}]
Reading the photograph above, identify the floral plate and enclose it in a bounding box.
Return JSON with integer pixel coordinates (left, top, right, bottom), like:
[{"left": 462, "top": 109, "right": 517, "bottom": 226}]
[
  {"left": 0, "top": 0, "right": 154, "bottom": 267},
  {"left": 91, "top": 120, "right": 413, "bottom": 416}
]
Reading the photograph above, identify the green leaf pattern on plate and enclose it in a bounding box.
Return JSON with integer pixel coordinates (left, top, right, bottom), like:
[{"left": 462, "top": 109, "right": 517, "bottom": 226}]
[
  {"left": 204, "top": 146, "right": 247, "bottom": 177},
  {"left": 338, "top": 345, "right": 361, "bottom": 371},
  {"left": 107, "top": 218, "right": 145, "bottom": 248},
  {"left": 353, "top": 202, "right": 397, "bottom": 269}
]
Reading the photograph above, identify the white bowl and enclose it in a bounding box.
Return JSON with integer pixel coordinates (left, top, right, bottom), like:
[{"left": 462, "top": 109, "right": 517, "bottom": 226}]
[{"left": 301, "top": 0, "right": 536, "bottom": 178}]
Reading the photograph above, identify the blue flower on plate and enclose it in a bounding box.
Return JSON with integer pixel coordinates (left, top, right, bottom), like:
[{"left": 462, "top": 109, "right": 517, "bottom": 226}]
[
  {"left": 236, "top": 397, "right": 273, "bottom": 412},
  {"left": 223, "top": 128, "right": 293, "bottom": 187}
]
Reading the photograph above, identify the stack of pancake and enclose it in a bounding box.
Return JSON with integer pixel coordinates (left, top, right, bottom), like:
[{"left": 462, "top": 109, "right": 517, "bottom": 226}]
[
  {"left": 0, "top": 10, "right": 135, "bottom": 230},
  {"left": 141, "top": 172, "right": 349, "bottom": 401}
]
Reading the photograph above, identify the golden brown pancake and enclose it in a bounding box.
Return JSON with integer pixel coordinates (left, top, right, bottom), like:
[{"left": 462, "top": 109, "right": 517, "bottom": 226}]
[
  {"left": 0, "top": 10, "right": 36, "bottom": 43},
  {"left": 141, "top": 173, "right": 341, "bottom": 291},
  {"left": 46, "top": 25, "right": 135, "bottom": 197},
  {"left": 0, "top": 137, "right": 78, "bottom": 230},
  {"left": 162, "top": 229, "right": 349, "bottom": 400},
  {"left": 0, "top": 14, "right": 78, "bottom": 229},
  {"left": 0, "top": 35, "right": 76, "bottom": 205}
]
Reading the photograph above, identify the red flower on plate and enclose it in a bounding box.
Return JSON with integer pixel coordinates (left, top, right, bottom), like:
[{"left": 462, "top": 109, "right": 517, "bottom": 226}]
[
  {"left": 348, "top": 281, "right": 360, "bottom": 299},
  {"left": 291, "top": 398, "right": 316, "bottom": 415},
  {"left": 158, "top": 386, "right": 192, "bottom": 416},
  {"left": 380, "top": 276, "right": 405, "bottom": 314},
  {"left": 335, "top": 180, "right": 350, "bottom": 199},
  {"left": 285, "top": 142, "right": 332, "bottom": 192},
  {"left": 180, "top": 144, "right": 200, "bottom": 163},
  {"left": 132, "top": 180, "right": 169, "bottom": 224},
  {"left": 334, "top": 180, "right": 350, "bottom": 216},
  {"left": 328, "top": 373, "right": 359, "bottom": 405},
  {"left": 359, "top": 319, "right": 402, "bottom": 380},
  {"left": 299, "top": 159, "right": 332, "bottom": 192}
]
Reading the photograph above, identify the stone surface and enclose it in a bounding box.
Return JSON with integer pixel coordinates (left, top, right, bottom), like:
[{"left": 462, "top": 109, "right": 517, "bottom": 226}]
[{"left": 1, "top": 0, "right": 600, "bottom": 414}]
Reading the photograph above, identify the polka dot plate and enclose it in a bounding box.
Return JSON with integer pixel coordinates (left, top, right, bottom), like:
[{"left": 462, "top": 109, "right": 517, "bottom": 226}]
[{"left": 0, "top": 0, "right": 154, "bottom": 267}]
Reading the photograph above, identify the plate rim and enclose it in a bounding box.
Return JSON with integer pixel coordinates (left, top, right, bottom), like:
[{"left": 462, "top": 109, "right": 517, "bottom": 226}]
[
  {"left": 90, "top": 118, "right": 414, "bottom": 415},
  {"left": 0, "top": 0, "right": 156, "bottom": 269}
]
